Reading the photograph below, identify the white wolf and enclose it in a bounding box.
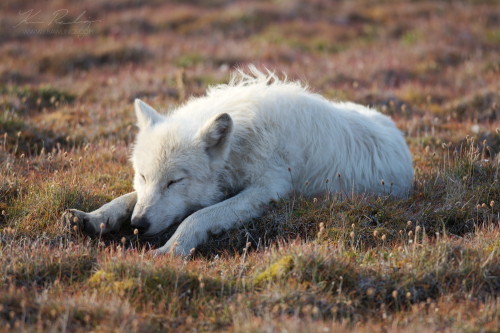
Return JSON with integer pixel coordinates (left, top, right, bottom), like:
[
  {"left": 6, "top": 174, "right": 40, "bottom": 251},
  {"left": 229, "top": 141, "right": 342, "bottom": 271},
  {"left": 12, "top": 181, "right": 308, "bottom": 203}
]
[{"left": 63, "top": 68, "right": 413, "bottom": 255}]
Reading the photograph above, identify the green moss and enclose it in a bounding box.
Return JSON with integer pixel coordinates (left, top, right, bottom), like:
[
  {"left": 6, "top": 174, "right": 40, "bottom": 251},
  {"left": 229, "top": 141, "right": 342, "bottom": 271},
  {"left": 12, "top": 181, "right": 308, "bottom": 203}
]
[
  {"left": 174, "top": 53, "right": 204, "bottom": 68},
  {"left": 401, "top": 30, "right": 421, "bottom": 46},
  {"left": 485, "top": 30, "right": 500, "bottom": 44}
]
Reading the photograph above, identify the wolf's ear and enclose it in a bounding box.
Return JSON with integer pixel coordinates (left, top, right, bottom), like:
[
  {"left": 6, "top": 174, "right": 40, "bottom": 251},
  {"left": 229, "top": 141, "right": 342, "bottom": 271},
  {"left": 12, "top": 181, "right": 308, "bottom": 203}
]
[
  {"left": 135, "top": 99, "right": 162, "bottom": 129},
  {"left": 198, "top": 113, "right": 233, "bottom": 160}
]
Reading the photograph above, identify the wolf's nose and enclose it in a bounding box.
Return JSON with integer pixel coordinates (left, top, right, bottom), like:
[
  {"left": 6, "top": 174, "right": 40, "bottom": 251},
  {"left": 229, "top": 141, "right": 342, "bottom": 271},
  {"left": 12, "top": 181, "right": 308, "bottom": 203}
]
[{"left": 131, "top": 216, "right": 150, "bottom": 233}]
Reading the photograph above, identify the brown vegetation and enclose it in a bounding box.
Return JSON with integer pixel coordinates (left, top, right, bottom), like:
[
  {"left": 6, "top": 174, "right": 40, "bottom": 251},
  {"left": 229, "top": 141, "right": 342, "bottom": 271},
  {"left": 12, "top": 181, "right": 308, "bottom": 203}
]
[{"left": 0, "top": 0, "right": 499, "bottom": 331}]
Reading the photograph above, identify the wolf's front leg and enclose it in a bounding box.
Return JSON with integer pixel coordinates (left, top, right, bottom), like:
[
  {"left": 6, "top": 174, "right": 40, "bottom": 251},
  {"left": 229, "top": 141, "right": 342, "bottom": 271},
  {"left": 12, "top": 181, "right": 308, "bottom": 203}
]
[
  {"left": 62, "top": 192, "right": 137, "bottom": 234},
  {"left": 156, "top": 181, "right": 289, "bottom": 256}
]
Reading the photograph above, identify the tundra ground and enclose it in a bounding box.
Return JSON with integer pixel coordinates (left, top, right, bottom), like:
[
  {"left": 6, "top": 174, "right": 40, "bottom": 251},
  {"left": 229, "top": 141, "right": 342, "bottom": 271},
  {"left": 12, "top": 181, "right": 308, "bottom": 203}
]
[{"left": 0, "top": 0, "right": 499, "bottom": 331}]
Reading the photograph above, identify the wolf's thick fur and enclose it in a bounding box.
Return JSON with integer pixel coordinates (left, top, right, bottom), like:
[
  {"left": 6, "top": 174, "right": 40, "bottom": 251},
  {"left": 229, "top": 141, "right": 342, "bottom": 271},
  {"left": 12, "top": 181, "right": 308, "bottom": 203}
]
[{"left": 63, "top": 68, "right": 413, "bottom": 255}]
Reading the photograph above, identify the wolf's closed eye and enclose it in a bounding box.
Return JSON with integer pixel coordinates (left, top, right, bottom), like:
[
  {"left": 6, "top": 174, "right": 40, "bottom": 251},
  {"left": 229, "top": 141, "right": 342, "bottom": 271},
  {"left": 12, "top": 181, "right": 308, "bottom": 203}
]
[{"left": 167, "top": 178, "right": 185, "bottom": 188}]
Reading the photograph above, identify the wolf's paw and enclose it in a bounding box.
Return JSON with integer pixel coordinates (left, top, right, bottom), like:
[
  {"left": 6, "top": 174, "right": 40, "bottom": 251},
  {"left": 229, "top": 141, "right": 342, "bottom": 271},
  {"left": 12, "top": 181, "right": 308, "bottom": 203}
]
[
  {"left": 62, "top": 209, "right": 97, "bottom": 234},
  {"left": 155, "top": 234, "right": 196, "bottom": 258},
  {"left": 154, "top": 245, "right": 191, "bottom": 258}
]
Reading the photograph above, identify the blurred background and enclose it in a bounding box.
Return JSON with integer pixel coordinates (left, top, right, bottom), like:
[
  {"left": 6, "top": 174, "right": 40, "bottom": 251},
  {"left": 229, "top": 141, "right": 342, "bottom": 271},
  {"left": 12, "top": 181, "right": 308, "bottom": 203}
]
[{"left": 0, "top": 0, "right": 499, "bottom": 154}]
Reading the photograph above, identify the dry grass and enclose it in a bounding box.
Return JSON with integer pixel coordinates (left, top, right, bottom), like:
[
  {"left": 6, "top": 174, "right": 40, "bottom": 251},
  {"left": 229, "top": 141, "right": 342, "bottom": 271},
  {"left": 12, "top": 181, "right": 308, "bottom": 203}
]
[{"left": 0, "top": 0, "right": 499, "bottom": 332}]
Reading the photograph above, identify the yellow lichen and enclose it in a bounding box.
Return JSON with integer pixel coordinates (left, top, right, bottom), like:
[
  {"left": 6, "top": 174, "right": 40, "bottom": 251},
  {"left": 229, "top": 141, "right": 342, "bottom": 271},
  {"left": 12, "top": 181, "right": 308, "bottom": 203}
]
[
  {"left": 88, "top": 270, "right": 136, "bottom": 294},
  {"left": 88, "top": 270, "right": 115, "bottom": 287},
  {"left": 112, "top": 279, "right": 136, "bottom": 295},
  {"left": 254, "top": 255, "right": 294, "bottom": 285}
]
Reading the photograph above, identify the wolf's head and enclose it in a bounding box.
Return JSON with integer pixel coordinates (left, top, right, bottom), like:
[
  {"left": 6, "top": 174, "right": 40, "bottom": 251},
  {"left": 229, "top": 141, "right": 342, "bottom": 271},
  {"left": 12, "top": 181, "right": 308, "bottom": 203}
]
[{"left": 130, "top": 99, "right": 232, "bottom": 236}]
